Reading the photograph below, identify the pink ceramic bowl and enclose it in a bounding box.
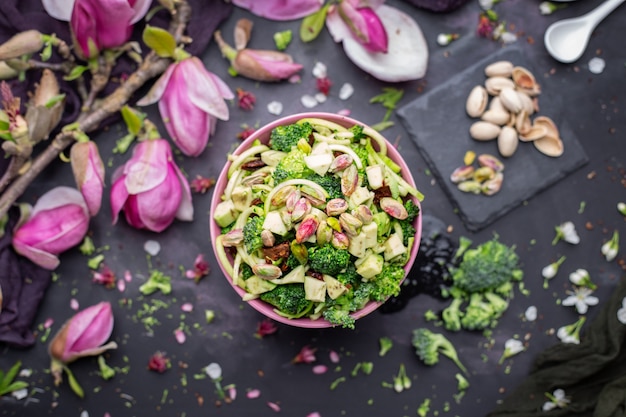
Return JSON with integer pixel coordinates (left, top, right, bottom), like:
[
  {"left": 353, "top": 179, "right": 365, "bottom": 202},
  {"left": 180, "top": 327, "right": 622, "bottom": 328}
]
[{"left": 209, "top": 112, "right": 422, "bottom": 328}]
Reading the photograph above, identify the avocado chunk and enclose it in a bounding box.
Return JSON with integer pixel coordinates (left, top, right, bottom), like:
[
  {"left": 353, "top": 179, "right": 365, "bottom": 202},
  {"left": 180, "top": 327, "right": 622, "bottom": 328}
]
[
  {"left": 214, "top": 200, "right": 239, "bottom": 228},
  {"left": 356, "top": 253, "right": 384, "bottom": 280},
  {"left": 245, "top": 276, "right": 277, "bottom": 295},
  {"left": 304, "top": 276, "right": 327, "bottom": 302},
  {"left": 323, "top": 274, "right": 348, "bottom": 299}
]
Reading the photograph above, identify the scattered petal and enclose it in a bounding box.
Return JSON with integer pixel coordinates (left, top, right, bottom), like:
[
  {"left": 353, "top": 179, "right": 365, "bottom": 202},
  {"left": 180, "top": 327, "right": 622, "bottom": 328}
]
[
  {"left": 181, "top": 303, "right": 194, "bottom": 312},
  {"left": 11, "top": 388, "right": 28, "bottom": 400},
  {"left": 301, "top": 94, "right": 319, "bottom": 108},
  {"left": 337, "top": 108, "right": 351, "bottom": 116},
  {"left": 247, "top": 389, "right": 261, "bottom": 399},
  {"left": 174, "top": 328, "right": 186, "bottom": 344},
  {"left": 312, "top": 62, "right": 327, "bottom": 79},
  {"left": 292, "top": 345, "right": 317, "bottom": 364},
  {"left": 44, "top": 318, "right": 54, "bottom": 329},
  {"left": 190, "top": 175, "right": 216, "bottom": 194},
  {"left": 524, "top": 306, "right": 537, "bottom": 322},
  {"left": 124, "top": 270, "right": 132, "bottom": 282},
  {"left": 144, "top": 240, "right": 161, "bottom": 256},
  {"left": 267, "top": 401, "right": 281, "bottom": 412},
  {"left": 314, "top": 92, "right": 327, "bottom": 103},
  {"left": 329, "top": 350, "right": 340, "bottom": 363},
  {"left": 237, "top": 88, "right": 256, "bottom": 111},
  {"left": 205, "top": 362, "right": 222, "bottom": 380},
  {"left": 316, "top": 77, "right": 332, "bottom": 95},
  {"left": 148, "top": 351, "right": 170, "bottom": 373},
  {"left": 255, "top": 319, "right": 278, "bottom": 338},
  {"left": 588, "top": 57, "right": 606, "bottom": 74},
  {"left": 312, "top": 364, "right": 328, "bottom": 374},
  {"left": 70, "top": 298, "right": 79, "bottom": 310},
  {"left": 117, "top": 279, "right": 126, "bottom": 292},
  {"left": 339, "top": 83, "right": 354, "bottom": 100},
  {"left": 267, "top": 101, "right": 283, "bottom": 115},
  {"left": 307, "top": 413, "right": 322, "bottom": 417}
]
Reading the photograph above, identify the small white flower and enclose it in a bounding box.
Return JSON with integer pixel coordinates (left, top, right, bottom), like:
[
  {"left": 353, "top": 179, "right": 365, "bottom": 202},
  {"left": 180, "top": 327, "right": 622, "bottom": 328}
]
[
  {"left": 601, "top": 230, "right": 619, "bottom": 262},
  {"left": 618, "top": 202, "right": 626, "bottom": 216},
  {"left": 542, "top": 256, "right": 566, "bottom": 287},
  {"left": 312, "top": 62, "right": 327, "bottom": 79},
  {"left": 205, "top": 362, "right": 222, "bottom": 380},
  {"left": 557, "top": 316, "right": 586, "bottom": 344},
  {"left": 499, "top": 32, "right": 517, "bottom": 44},
  {"left": 300, "top": 94, "right": 318, "bottom": 108},
  {"left": 543, "top": 388, "right": 570, "bottom": 411},
  {"left": 437, "top": 33, "right": 459, "bottom": 46},
  {"left": 539, "top": 1, "right": 567, "bottom": 15},
  {"left": 479, "top": 0, "right": 498, "bottom": 10},
  {"left": 617, "top": 297, "right": 626, "bottom": 324},
  {"left": 524, "top": 305, "right": 537, "bottom": 322},
  {"left": 562, "top": 287, "right": 599, "bottom": 314},
  {"left": 552, "top": 221, "right": 580, "bottom": 245},
  {"left": 314, "top": 92, "right": 327, "bottom": 103},
  {"left": 498, "top": 338, "right": 525, "bottom": 364},
  {"left": 338, "top": 83, "right": 354, "bottom": 100},
  {"left": 267, "top": 101, "right": 283, "bottom": 115},
  {"left": 568, "top": 268, "right": 596, "bottom": 290},
  {"left": 588, "top": 57, "right": 606, "bottom": 74},
  {"left": 144, "top": 239, "right": 161, "bottom": 256}
]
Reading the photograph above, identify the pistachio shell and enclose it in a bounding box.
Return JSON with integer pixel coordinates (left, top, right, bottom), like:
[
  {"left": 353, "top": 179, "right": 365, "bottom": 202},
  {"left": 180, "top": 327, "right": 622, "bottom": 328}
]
[
  {"left": 519, "top": 124, "right": 549, "bottom": 142},
  {"left": 497, "top": 125, "right": 519, "bottom": 158},
  {"left": 469, "top": 121, "right": 501, "bottom": 141},
  {"left": 533, "top": 116, "right": 560, "bottom": 138},
  {"left": 517, "top": 91, "right": 536, "bottom": 115},
  {"left": 484, "top": 60, "right": 514, "bottom": 78},
  {"left": 481, "top": 108, "right": 510, "bottom": 126},
  {"left": 512, "top": 66, "right": 541, "bottom": 96},
  {"left": 515, "top": 110, "right": 531, "bottom": 135},
  {"left": 534, "top": 135, "right": 564, "bottom": 157},
  {"left": 466, "top": 85, "right": 488, "bottom": 118},
  {"left": 488, "top": 96, "right": 507, "bottom": 112},
  {"left": 499, "top": 87, "right": 524, "bottom": 113}
]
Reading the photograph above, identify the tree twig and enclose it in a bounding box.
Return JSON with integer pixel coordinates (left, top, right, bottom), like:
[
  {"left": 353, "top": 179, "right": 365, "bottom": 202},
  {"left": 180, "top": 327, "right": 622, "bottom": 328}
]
[{"left": 0, "top": 1, "right": 192, "bottom": 218}]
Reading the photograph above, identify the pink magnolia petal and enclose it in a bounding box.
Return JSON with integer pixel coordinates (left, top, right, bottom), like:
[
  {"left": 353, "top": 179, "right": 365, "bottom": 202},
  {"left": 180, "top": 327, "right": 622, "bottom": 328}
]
[
  {"left": 42, "top": 0, "right": 76, "bottom": 21},
  {"left": 30, "top": 186, "right": 87, "bottom": 216},
  {"left": 329, "top": 350, "right": 340, "bottom": 363},
  {"left": 232, "top": 0, "right": 323, "bottom": 21},
  {"left": 174, "top": 328, "right": 186, "bottom": 344},
  {"left": 134, "top": 165, "right": 183, "bottom": 232},
  {"left": 124, "top": 270, "right": 132, "bottom": 282},
  {"left": 267, "top": 401, "right": 281, "bottom": 412},
  {"left": 70, "top": 298, "right": 80, "bottom": 310},
  {"left": 130, "top": 0, "right": 152, "bottom": 23},
  {"left": 247, "top": 389, "right": 261, "bottom": 399},
  {"left": 136, "top": 65, "right": 176, "bottom": 106},
  {"left": 117, "top": 279, "right": 126, "bottom": 292},
  {"left": 338, "top": 0, "right": 369, "bottom": 43},
  {"left": 11, "top": 239, "right": 60, "bottom": 270},
  {"left": 183, "top": 58, "right": 230, "bottom": 121},
  {"left": 312, "top": 364, "right": 327, "bottom": 374},
  {"left": 208, "top": 72, "right": 235, "bottom": 100},
  {"left": 181, "top": 303, "right": 193, "bottom": 312},
  {"left": 124, "top": 141, "right": 169, "bottom": 194},
  {"left": 122, "top": 194, "right": 148, "bottom": 229},
  {"left": 360, "top": 7, "right": 388, "bottom": 53},
  {"left": 160, "top": 95, "right": 210, "bottom": 157},
  {"left": 110, "top": 175, "right": 130, "bottom": 225}
]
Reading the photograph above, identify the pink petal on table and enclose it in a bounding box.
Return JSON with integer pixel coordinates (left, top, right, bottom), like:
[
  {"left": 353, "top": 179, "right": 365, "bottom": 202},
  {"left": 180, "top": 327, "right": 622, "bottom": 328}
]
[
  {"left": 44, "top": 318, "right": 54, "bottom": 328},
  {"left": 267, "top": 401, "right": 281, "bottom": 412},
  {"left": 329, "top": 350, "right": 340, "bottom": 363},
  {"left": 181, "top": 303, "right": 193, "bottom": 312},
  {"left": 70, "top": 298, "right": 79, "bottom": 310},
  {"left": 228, "top": 386, "right": 237, "bottom": 401},
  {"left": 117, "top": 279, "right": 126, "bottom": 292},
  {"left": 307, "top": 413, "right": 322, "bottom": 417},
  {"left": 124, "top": 270, "right": 132, "bottom": 282},
  {"left": 247, "top": 389, "right": 261, "bottom": 399},
  {"left": 174, "top": 328, "right": 186, "bottom": 344},
  {"left": 312, "top": 365, "right": 327, "bottom": 374}
]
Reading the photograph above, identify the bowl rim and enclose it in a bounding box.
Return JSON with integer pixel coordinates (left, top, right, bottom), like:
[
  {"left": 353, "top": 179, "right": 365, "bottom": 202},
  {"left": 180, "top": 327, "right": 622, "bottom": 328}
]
[{"left": 209, "top": 111, "right": 422, "bottom": 328}]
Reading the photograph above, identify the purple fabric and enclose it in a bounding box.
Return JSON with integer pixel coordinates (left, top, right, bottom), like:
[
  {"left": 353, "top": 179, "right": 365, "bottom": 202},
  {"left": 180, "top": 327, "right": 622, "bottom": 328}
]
[
  {"left": 401, "top": 0, "right": 471, "bottom": 13},
  {"left": 0, "top": 0, "right": 233, "bottom": 129}
]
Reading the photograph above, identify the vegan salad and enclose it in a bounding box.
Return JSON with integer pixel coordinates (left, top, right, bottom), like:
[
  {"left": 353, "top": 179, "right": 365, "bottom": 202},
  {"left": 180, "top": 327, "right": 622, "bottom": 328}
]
[{"left": 213, "top": 117, "right": 423, "bottom": 328}]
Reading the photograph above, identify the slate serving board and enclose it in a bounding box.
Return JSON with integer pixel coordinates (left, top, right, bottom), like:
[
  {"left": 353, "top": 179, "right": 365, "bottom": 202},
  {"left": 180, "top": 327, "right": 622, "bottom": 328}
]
[{"left": 397, "top": 47, "right": 589, "bottom": 232}]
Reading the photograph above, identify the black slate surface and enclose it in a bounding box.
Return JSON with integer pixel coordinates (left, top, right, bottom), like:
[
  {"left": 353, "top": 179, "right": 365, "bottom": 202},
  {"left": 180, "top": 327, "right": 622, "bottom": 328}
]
[{"left": 398, "top": 46, "right": 589, "bottom": 231}]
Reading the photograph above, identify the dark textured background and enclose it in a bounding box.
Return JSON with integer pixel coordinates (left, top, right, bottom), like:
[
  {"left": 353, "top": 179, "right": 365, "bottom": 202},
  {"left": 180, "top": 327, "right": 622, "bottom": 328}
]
[{"left": 1, "top": 1, "right": 625, "bottom": 416}]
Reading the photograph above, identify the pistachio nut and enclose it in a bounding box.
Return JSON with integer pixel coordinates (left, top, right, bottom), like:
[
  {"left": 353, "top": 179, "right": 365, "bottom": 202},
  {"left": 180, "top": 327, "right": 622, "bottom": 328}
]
[
  {"left": 469, "top": 121, "right": 501, "bottom": 141},
  {"left": 261, "top": 229, "right": 275, "bottom": 247},
  {"left": 222, "top": 228, "right": 244, "bottom": 247},
  {"left": 354, "top": 204, "right": 373, "bottom": 224},
  {"left": 315, "top": 220, "right": 333, "bottom": 245},
  {"left": 466, "top": 85, "right": 488, "bottom": 118},
  {"left": 484, "top": 60, "right": 514, "bottom": 78},
  {"left": 241, "top": 171, "right": 269, "bottom": 186},
  {"left": 326, "top": 216, "right": 342, "bottom": 232},
  {"left": 485, "top": 76, "right": 515, "bottom": 96},
  {"left": 512, "top": 66, "right": 541, "bottom": 96},
  {"left": 296, "top": 214, "right": 319, "bottom": 243},
  {"left": 326, "top": 198, "right": 349, "bottom": 216},
  {"left": 481, "top": 172, "right": 504, "bottom": 196},
  {"left": 473, "top": 166, "right": 495, "bottom": 182},
  {"left": 499, "top": 87, "right": 524, "bottom": 114},
  {"left": 271, "top": 185, "right": 296, "bottom": 207},
  {"left": 497, "top": 125, "right": 519, "bottom": 158},
  {"left": 379, "top": 197, "right": 409, "bottom": 220},
  {"left": 339, "top": 212, "right": 363, "bottom": 237},
  {"left": 481, "top": 108, "right": 510, "bottom": 126},
  {"left": 331, "top": 231, "right": 350, "bottom": 250},
  {"left": 252, "top": 263, "right": 283, "bottom": 280},
  {"left": 457, "top": 180, "right": 482, "bottom": 194},
  {"left": 450, "top": 165, "right": 475, "bottom": 184},
  {"left": 290, "top": 241, "right": 309, "bottom": 264},
  {"left": 292, "top": 197, "right": 312, "bottom": 222},
  {"left": 328, "top": 154, "right": 353, "bottom": 173},
  {"left": 341, "top": 164, "right": 358, "bottom": 197},
  {"left": 285, "top": 188, "right": 301, "bottom": 212},
  {"left": 477, "top": 153, "right": 504, "bottom": 172}
]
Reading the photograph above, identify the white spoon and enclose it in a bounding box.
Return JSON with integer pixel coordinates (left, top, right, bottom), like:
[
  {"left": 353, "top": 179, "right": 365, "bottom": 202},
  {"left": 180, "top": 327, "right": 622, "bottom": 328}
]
[{"left": 544, "top": 0, "right": 625, "bottom": 63}]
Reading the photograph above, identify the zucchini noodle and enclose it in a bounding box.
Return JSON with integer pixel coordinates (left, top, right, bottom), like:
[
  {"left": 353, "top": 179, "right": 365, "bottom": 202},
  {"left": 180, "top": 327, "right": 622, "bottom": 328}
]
[{"left": 228, "top": 144, "right": 270, "bottom": 178}]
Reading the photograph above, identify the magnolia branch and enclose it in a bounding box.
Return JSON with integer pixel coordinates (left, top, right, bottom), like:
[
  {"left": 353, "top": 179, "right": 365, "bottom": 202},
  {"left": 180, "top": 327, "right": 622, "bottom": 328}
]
[{"left": 0, "top": 2, "right": 192, "bottom": 219}]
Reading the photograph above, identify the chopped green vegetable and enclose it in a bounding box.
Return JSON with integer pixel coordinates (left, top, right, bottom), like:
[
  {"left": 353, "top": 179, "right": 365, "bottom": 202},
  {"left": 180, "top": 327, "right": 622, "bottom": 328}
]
[
  {"left": 379, "top": 336, "right": 393, "bottom": 357},
  {"left": 139, "top": 270, "right": 172, "bottom": 295},
  {"left": 269, "top": 121, "right": 313, "bottom": 152},
  {"left": 79, "top": 236, "right": 96, "bottom": 255},
  {"left": 98, "top": 356, "right": 116, "bottom": 380},
  {"left": 308, "top": 244, "right": 351, "bottom": 276},
  {"left": 417, "top": 398, "right": 431, "bottom": 417},
  {"left": 0, "top": 361, "right": 28, "bottom": 396},
  {"left": 412, "top": 328, "right": 468, "bottom": 375},
  {"left": 243, "top": 215, "right": 265, "bottom": 254},
  {"left": 259, "top": 284, "right": 313, "bottom": 319},
  {"left": 273, "top": 30, "right": 292, "bottom": 50}
]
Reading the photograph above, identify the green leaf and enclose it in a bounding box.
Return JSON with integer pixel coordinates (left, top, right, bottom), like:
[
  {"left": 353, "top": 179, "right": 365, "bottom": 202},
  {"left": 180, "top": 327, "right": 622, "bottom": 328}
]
[
  {"left": 0, "top": 381, "right": 28, "bottom": 396},
  {"left": 369, "top": 87, "right": 404, "bottom": 111},
  {"left": 300, "top": 3, "right": 329, "bottom": 43},
  {"left": 64, "top": 366, "right": 84, "bottom": 398},
  {"left": 40, "top": 42, "right": 52, "bottom": 61},
  {"left": 121, "top": 105, "right": 144, "bottom": 136},
  {"left": 63, "top": 65, "right": 88, "bottom": 81},
  {"left": 0, "top": 361, "right": 21, "bottom": 391},
  {"left": 142, "top": 25, "right": 176, "bottom": 58}
]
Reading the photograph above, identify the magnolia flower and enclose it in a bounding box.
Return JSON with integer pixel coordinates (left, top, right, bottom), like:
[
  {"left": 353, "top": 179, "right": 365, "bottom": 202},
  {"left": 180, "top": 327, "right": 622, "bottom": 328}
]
[
  {"left": 110, "top": 139, "right": 193, "bottom": 232},
  {"left": 70, "top": 140, "right": 105, "bottom": 216},
  {"left": 68, "top": 0, "right": 152, "bottom": 58},
  {"left": 543, "top": 389, "right": 570, "bottom": 411},
  {"left": 568, "top": 268, "right": 597, "bottom": 290},
  {"left": 557, "top": 316, "right": 586, "bottom": 344},
  {"left": 617, "top": 297, "right": 626, "bottom": 324},
  {"left": 334, "top": 0, "right": 389, "bottom": 53},
  {"left": 498, "top": 338, "right": 525, "bottom": 364},
  {"left": 552, "top": 221, "right": 580, "bottom": 245},
  {"left": 12, "top": 186, "right": 90, "bottom": 270},
  {"left": 214, "top": 19, "right": 303, "bottom": 82},
  {"left": 232, "top": 0, "right": 323, "bottom": 21},
  {"left": 137, "top": 57, "right": 233, "bottom": 157},
  {"left": 601, "top": 230, "right": 619, "bottom": 262},
  {"left": 541, "top": 255, "right": 566, "bottom": 287},
  {"left": 562, "top": 287, "right": 599, "bottom": 314},
  {"left": 48, "top": 302, "right": 117, "bottom": 385}
]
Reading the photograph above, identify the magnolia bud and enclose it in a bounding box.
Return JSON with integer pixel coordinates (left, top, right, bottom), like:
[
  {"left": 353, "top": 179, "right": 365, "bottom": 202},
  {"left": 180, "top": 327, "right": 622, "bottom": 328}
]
[
  {"left": 0, "top": 30, "right": 44, "bottom": 60},
  {"left": 25, "top": 69, "right": 65, "bottom": 143}
]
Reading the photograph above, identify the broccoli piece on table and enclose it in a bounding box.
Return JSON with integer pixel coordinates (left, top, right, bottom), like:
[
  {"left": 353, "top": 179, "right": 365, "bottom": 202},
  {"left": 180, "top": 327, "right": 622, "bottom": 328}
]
[
  {"left": 269, "top": 122, "right": 313, "bottom": 152},
  {"left": 411, "top": 328, "right": 468, "bottom": 375},
  {"left": 450, "top": 237, "right": 523, "bottom": 293},
  {"left": 308, "top": 244, "right": 351, "bottom": 276},
  {"left": 243, "top": 215, "right": 265, "bottom": 254},
  {"left": 379, "top": 336, "right": 393, "bottom": 356},
  {"left": 442, "top": 297, "right": 464, "bottom": 332},
  {"left": 273, "top": 148, "right": 314, "bottom": 184},
  {"left": 483, "top": 291, "right": 509, "bottom": 318},
  {"left": 370, "top": 263, "right": 405, "bottom": 302},
  {"left": 323, "top": 308, "right": 355, "bottom": 329},
  {"left": 460, "top": 293, "right": 497, "bottom": 331},
  {"left": 259, "top": 284, "right": 313, "bottom": 318},
  {"left": 304, "top": 173, "right": 342, "bottom": 199}
]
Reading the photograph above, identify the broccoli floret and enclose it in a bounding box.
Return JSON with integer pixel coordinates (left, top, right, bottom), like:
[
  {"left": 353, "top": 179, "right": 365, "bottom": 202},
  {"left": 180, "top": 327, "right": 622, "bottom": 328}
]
[
  {"left": 460, "top": 293, "right": 496, "bottom": 331},
  {"left": 349, "top": 124, "right": 366, "bottom": 142},
  {"left": 241, "top": 263, "right": 254, "bottom": 280},
  {"left": 379, "top": 336, "right": 393, "bottom": 356},
  {"left": 243, "top": 215, "right": 265, "bottom": 254},
  {"left": 370, "top": 263, "right": 405, "bottom": 302},
  {"left": 308, "top": 244, "right": 351, "bottom": 276},
  {"left": 269, "top": 122, "right": 313, "bottom": 152},
  {"left": 323, "top": 308, "right": 355, "bottom": 329},
  {"left": 484, "top": 292, "right": 509, "bottom": 318},
  {"left": 259, "top": 284, "right": 313, "bottom": 318},
  {"left": 272, "top": 148, "right": 314, "bottom": 184},
  {"left": 411, "top": 328, "right": 468, "bottom": 375},
  {"left": 349, "top": 281, "right": 374, "bottom": 311},
  {"left": 450, "top": 237, "right": 523, "bottom": 293},
  {"left": 304, "top": 173, "right": 342, "bottom": 199},
  {"left": 285, "top": 252, "right": 301, "bottom": 270},
  {"left": 336, "top": 262, "right": 360, "bottom": 288},
  {"left": 442, "top": 297, "right": 464, "bottom": 332},
  {"left": 404, "top": 199, "right": 420, "bottom": 222}
]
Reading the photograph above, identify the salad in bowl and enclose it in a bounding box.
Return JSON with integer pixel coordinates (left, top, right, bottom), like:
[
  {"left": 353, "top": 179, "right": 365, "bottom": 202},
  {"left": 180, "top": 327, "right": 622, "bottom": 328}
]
[{"left": 210, "top": 112, "right": 423, "bottom": 328}]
